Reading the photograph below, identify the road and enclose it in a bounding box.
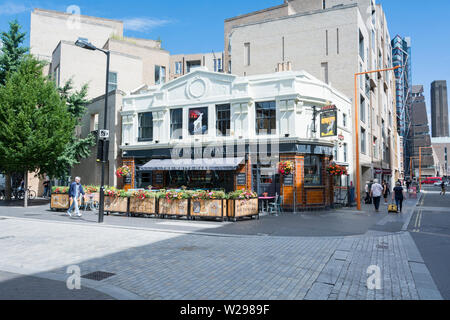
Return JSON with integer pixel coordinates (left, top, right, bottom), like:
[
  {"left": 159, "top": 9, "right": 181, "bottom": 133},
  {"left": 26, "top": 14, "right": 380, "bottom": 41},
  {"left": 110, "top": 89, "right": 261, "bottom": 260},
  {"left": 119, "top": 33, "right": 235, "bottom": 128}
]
[{"left": 408, "top": 186, "right": 450, "bottom": 299}]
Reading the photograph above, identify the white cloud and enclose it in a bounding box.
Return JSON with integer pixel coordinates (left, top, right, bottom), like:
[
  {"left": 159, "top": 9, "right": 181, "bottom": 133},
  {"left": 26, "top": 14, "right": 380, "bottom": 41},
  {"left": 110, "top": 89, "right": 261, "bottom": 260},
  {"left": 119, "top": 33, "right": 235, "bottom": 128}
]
[
  {"left": 0, "top": 2, "right": 29, "bottom": 15},
  {"left": 123, "top": 17, "right": 171, "bottom": 32}
]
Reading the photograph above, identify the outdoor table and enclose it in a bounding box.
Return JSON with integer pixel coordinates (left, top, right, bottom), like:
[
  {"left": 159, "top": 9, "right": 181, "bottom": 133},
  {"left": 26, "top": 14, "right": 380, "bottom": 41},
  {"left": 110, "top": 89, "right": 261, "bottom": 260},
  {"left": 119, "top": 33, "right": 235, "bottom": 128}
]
[{"left": 258, "top": 196, "right": 275, "bottom": 213}]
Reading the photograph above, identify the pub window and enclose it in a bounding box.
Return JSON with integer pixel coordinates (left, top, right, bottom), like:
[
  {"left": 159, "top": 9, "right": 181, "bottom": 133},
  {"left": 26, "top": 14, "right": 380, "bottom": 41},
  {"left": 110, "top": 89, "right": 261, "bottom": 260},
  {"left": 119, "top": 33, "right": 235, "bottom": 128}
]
[
  {"left": 304, "top": 155, "right": 322, "bottom": 186},
  {"left": 189, "top": 107, "right": 208, "bottom": 135},
  {"left": 108, "top": 71, "right": 118, "bottom": 92},
  {"left": 138, "top": 112, "right": 153, "bottom": 142},
  {"left": 343, "top": 143, "right": 348, "bottom": 162},
  {"left": 216, "top": 104, "right": 231, "bottom": 136},
  {"left": 170, "top": 108, "right": 183, "bottom": 139},
  {"left": 255, "top": 101, "right": 276, "bottom": 135}
]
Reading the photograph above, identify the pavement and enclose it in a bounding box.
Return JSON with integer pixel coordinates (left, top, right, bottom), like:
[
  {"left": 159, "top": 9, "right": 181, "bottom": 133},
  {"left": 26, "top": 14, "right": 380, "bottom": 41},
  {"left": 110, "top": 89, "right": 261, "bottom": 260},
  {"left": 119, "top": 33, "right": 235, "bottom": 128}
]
[{"left": 0, "top": 191, "right": 445, "bottom": 300}]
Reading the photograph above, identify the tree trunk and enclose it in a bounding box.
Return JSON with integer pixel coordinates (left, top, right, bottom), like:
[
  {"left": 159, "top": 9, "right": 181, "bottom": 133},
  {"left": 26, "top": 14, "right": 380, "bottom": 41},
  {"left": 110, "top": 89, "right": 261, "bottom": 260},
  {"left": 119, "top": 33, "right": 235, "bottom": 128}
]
[
  {"left": 5, "top": 174, "right": 12, "bottom": 200},
  {"left": 24, "top": 171, "right": 28, "bottom": 208}
]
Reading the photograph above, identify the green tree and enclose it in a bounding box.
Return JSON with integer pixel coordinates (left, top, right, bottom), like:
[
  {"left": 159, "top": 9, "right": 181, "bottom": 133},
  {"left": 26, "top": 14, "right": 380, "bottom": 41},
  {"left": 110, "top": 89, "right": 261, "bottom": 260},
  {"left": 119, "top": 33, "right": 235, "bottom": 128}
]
[
  {"left": 0, "top": 20, "right": 28, "bottom": 199},
  {"left": 0, "top": 57, "right": 75, "bottom": 206},
  {"left": 51, "top": 79, "right": 96, "bottom": 181},
  {"left": 0, "top": 20, "right": 28, "bottom": 86}
]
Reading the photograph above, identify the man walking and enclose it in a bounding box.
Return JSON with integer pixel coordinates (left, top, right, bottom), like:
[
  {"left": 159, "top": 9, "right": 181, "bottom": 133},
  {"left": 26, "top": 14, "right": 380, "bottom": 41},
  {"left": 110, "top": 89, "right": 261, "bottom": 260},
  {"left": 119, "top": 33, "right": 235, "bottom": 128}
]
[
  {"left": 440, "top": 180, "right": 446, "bottom": 196},
  {"left": 370, "top": 179, "right": 383, "bottom": 213},
  {"left": 67, "top": 177, "right": 85, "bottom": 218}
]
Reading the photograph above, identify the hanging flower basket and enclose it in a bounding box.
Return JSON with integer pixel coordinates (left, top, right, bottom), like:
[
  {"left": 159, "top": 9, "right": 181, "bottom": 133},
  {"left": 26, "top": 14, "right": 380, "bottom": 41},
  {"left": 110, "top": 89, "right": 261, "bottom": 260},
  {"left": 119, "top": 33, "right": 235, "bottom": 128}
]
[
  {"left": 278, "top": 161, "right": 294, "bottom": 176},
  {"left": 326, "top": 163, "right": 348, "bottom": 176},
  {"left": 116, "top": 165, "right": 131, "bottom": 178}
]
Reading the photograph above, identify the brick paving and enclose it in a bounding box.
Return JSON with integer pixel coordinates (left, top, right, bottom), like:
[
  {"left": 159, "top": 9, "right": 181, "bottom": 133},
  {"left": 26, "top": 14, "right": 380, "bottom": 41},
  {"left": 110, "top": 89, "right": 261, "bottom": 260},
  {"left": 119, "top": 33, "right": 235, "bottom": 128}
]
[{"left": 0, "top": 215, "right": 442, "bottom": 300}]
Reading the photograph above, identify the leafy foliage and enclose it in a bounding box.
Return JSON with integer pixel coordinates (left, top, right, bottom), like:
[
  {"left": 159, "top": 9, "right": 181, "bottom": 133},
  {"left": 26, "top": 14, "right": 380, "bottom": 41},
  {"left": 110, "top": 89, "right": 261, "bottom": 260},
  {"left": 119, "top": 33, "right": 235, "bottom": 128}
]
[
  {"left": 0, "top": 20, "right": 28, "bottom": 86},
  {"left": 0, "top": 57, "right": 74, "bottom": 176}
]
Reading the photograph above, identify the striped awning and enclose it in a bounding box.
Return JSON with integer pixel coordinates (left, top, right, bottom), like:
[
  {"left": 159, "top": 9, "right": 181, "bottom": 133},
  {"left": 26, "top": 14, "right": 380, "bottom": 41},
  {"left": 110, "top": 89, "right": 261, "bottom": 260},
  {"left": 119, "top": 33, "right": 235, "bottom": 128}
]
[{"left": 140, "top": 157, "right": 245, "bottom": 171}]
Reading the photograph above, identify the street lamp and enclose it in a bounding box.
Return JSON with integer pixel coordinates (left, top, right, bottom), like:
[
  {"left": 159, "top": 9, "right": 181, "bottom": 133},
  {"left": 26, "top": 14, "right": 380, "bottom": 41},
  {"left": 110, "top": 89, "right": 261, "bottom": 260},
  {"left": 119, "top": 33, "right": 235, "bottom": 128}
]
[
  {"left": 354, "top": 65, "right": 401, "bottom": 211},
  {"left": 75, "top": 37, "right": 111, "bottom": 223}
]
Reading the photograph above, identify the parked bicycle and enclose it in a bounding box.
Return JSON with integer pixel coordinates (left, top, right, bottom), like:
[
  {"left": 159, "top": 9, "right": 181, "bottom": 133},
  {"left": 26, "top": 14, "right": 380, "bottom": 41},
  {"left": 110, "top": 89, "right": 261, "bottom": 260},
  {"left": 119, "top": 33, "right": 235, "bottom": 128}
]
[{"left": 12, "top": 188, "right": 36, "bottom": 200}]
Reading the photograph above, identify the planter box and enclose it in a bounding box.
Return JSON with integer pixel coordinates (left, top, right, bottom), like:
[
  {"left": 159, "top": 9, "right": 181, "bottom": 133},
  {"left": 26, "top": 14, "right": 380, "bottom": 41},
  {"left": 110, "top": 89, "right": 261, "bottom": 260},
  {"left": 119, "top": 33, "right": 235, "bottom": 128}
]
[
  {"left": 84, "top": 192, "right": 100, "bottom": 202},
  {"left": 227, "top": 198, "right": 259, "bottom": 220},
  {"left": 159, "top": 198, "right": 189, "bottom": 216},
  {"left": 190, "top": 199, "right": 227, "bottom": 220},
  {"left": 51, "top": 194, "right": 70, "bottom": 210},
  {"left": 104, "top": 196, "right": 128, "bottom": 214},
  {"left": 129, "top": 197, "right": 157, "bottom": 215}
]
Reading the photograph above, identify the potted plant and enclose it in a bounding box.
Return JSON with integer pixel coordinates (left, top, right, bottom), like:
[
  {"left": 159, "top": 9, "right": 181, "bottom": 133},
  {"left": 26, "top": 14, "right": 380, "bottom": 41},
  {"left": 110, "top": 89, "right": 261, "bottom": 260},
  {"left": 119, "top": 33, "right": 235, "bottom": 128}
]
[
  {"left": 326, "top": 163, "right": 348, "bottom": 176},
  {"left": 50, "top": 186, "right": 70, "bottom": 210},
  {"left": 158, "top": 190, "right": 190, "bottom": 217},
  {"left": 116, "top": 165, "right": 131, "bottom": 178},
  {"left": 104, "top": 187, "right": 129, "bottom": 214},
  {"left": 129, "top": 190, "right": 157, "bottom": 215},
  {"left": 190, "top": 190, "right": 228, "bottom": 220},
  {"left": 227, "top": 190, "right": 259, "bottom": 221},
  {"left": 278, "top": 161, "right": 294, "bottom": 176}
]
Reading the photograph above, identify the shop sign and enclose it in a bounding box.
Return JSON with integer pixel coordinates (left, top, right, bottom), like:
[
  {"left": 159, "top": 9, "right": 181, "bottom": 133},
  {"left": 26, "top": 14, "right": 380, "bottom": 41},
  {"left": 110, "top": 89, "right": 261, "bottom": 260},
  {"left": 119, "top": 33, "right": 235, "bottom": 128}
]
[
  {"left": 237, "top": 173, "right": 247, "bottom": 186},
  {"left": 320, "top": 109, "right": 337, "bottom": 137},
  {"left": 283, "top": 174, "right": 294, "bottom": 186}
]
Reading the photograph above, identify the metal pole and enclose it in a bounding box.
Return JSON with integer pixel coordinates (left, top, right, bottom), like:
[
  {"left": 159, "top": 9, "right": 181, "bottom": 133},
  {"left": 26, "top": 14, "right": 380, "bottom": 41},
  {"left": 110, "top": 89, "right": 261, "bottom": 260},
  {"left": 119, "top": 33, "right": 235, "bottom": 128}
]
[
  {"left": 419, "top": 147, "right": 422, "bottom": 193},
  {"left": 354, "top": 74, "right": 361, "bottom": 210},
  {"left": 98, "top": 51, "right": 110, "bottom": 223}
]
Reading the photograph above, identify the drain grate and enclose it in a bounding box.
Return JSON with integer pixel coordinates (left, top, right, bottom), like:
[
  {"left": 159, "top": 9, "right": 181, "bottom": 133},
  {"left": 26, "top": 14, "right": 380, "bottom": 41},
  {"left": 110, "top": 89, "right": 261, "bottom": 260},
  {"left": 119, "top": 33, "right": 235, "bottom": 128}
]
[{"left": 82, "top": 271, "right": 116, "bottom": 281}]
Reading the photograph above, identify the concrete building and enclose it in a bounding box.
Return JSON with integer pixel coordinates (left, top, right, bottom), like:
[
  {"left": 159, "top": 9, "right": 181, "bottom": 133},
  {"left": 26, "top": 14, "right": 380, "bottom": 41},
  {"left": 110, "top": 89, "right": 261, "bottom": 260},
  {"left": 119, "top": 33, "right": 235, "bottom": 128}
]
[
  {"left": 120, "top": 68, "right": 352, "bottom": 208},
  {"left": 431, "top": 80, "right": 449, "bottom": 138},
  {"left": 431, "top": 137, "right": 450, "bottom": 178},
  {"left": 170, "top": 52, "right": 224, "bottom": 80},
  {"left": 409, "top": 85, "right": 434, "bottom": 177},
  {"left": 224, "top": 0, "right": 399, "bottom": 190}
]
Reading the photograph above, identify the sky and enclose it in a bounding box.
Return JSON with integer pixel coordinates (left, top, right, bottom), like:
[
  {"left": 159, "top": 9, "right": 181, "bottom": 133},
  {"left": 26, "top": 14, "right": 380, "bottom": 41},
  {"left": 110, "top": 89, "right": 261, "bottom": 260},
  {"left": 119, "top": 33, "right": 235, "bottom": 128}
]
[{"left": 0, "top": 0, "right": 449, "bottom": 116}]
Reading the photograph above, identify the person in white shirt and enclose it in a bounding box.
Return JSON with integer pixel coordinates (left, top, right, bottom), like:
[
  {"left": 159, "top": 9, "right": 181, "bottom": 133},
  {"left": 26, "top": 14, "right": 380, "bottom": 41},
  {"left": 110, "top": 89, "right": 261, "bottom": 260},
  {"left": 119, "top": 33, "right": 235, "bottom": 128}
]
[{"left": 370, "top": 179, "right": 383, "bottom": 212}]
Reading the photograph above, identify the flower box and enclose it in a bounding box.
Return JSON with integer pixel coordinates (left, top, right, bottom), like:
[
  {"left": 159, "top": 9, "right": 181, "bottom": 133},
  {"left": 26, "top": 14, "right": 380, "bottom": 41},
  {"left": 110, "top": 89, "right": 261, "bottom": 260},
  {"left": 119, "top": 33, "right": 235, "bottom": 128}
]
[
  {"left": 129, "top": 197, "right": 157, "bottom": 215},
  {"left": 104, "top": 196, "right": 129, "bottom": 214},
  {"left": 227, "top": 198, "right": 259, "bottom": 221},
  {"left": 50, "top": 194, "right": 70, "bottom": 210},
  {"left": 190, "top": 199, "right": 227, "bottom": 220},
  {"left": 158, "top": 198, "right": 189, "bottom": 216}
]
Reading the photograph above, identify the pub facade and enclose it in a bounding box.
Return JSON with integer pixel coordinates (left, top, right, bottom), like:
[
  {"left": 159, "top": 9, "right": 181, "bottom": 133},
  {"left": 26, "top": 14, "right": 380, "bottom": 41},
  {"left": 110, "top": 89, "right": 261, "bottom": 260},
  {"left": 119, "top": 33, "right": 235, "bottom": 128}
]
[{"left": 120, "top": 68, "right": 352, "bottom": 209}]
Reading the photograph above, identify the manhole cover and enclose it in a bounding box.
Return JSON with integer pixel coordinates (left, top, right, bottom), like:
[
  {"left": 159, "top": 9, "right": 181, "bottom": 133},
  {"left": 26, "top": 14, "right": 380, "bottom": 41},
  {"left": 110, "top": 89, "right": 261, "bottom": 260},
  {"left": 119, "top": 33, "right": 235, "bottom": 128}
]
[{"left": 82, "top": 271, "right": 116, "bottom": 281}]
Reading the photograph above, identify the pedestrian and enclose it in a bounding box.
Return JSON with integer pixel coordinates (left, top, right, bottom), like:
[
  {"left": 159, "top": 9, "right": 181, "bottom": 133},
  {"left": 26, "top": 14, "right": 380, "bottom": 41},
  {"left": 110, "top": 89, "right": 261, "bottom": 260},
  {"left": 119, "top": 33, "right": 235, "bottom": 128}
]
[
  {"left": 406, "top": 180, "right": 411, "bottom": 193},
  {"left": 383, "top": 181, "right": 390, "bottom": 204},
  {"left": 370, "top": 179, "right": 383, "bottom": 212},
  {"left": 67, "top": 177, "right": 85, "bottom": 218},
  {"left": 440, "top": 180, "right": 446, "bottom": 196},
  {"left": 43, "top": 177, "right": 50, "bottom": 198},
  {"left": 364, "top": 181, "right": 371, "bottom": 204},
  {"left": 392, "top": 182, "right": 405, "bottom": 213}
]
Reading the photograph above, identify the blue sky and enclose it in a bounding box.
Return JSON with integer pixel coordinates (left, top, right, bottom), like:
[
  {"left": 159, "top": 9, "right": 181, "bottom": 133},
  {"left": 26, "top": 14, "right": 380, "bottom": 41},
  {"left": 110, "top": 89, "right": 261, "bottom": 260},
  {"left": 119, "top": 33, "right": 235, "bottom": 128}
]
[{"left": 0, "top": 0, "right": 448, "bottom": 114}]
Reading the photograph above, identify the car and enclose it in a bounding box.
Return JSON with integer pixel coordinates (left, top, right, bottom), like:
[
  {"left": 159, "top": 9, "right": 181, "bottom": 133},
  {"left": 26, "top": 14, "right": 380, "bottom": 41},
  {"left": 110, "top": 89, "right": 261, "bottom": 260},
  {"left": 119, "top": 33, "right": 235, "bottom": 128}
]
[{"left": 422, "top": 177, "right": 442, "bottom": 185}]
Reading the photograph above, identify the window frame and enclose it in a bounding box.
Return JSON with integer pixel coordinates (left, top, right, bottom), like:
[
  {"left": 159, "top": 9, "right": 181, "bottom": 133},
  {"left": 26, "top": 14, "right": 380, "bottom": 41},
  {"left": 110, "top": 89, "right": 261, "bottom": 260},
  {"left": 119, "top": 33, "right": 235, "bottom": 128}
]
[
  {"left": 216, "top": 104, "right": 231, "bottom": 137},
  {"left": 138, "top": 112, "right": 153, "bottom": 142},
  {"left": 304, "top": 155, "right": 323, "bottom": 186},
  {"left": 170, "top": 108, "right": 183, "bottom": 140},
  {"left": 255, "top": 101, "right": 277, "bottom": 135}
]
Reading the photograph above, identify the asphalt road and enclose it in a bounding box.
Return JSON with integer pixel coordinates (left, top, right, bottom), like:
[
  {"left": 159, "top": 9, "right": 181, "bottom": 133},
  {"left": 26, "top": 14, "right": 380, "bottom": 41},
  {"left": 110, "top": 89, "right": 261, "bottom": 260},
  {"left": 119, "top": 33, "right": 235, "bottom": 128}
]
[{"left": 409, "top": 186, "right": 450, "bottom": 299}]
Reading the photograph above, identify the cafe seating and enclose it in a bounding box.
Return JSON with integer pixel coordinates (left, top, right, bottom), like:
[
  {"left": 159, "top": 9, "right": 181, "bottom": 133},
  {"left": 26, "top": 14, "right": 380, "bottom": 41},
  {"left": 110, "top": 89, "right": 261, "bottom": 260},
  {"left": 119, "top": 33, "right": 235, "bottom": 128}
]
[{"left": 268, "top": 194, "right": 283, "bottom": 215}]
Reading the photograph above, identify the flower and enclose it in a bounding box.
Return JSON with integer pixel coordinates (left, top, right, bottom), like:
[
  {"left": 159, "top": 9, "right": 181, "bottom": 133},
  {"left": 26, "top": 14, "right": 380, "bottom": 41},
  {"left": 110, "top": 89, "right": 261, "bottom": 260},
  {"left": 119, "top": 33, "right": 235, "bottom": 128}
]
[
  {"left": 116, "top": 165, "right": 131, "bottom": 178},
  {"left": 278, "top": 161, "right": 294, "bottom": 176}
]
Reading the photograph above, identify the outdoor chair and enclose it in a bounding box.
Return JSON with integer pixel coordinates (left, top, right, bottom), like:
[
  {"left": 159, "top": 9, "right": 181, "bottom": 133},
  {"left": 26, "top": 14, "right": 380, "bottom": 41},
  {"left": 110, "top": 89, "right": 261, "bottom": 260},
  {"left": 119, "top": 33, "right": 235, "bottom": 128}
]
[{"left": 268, "top": 194, "right": 283, "bottom": 216}]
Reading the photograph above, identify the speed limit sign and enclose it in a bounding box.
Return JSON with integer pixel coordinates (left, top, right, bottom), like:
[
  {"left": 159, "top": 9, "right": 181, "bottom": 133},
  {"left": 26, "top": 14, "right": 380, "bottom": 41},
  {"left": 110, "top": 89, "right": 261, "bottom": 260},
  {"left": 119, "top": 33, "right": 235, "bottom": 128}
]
[{"left": 99, "top": 129, "right": 110, "bottom": 139}]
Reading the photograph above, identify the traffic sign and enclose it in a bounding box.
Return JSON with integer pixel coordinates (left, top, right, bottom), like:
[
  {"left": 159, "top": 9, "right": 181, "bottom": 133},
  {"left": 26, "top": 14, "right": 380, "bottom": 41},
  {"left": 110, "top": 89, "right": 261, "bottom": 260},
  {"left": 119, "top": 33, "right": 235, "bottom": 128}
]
[{"left": 99, "top": 129, "right": 110, "bottom": 139}]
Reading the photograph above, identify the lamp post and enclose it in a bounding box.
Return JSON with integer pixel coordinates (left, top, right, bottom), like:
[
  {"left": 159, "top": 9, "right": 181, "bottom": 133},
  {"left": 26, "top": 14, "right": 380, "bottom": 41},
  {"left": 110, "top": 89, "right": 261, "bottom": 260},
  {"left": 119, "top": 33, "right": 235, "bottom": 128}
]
[
  {"left": 354, "top": 65, "right": 401, "bottom": 211},
  {"left": 75, "top": 38, "right": 110, "bottom": 223}
]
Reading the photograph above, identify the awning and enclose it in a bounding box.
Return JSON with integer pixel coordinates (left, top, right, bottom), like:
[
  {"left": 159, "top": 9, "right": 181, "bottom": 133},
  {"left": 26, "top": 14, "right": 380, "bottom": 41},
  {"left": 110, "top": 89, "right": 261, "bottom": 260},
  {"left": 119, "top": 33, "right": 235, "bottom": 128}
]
[{"left": 139, "top": 157, "right": 245, "bottom": 171}]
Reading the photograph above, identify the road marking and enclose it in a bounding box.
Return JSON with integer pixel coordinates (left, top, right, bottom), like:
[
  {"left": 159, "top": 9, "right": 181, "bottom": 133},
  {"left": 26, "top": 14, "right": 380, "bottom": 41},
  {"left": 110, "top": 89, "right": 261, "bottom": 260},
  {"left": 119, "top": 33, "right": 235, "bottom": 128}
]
[
  {"left": 413, "top": 210, "right": 423, "bottom": 233},
  {"left": 156, "top": 221, "right": 230, "bottom": 229}
]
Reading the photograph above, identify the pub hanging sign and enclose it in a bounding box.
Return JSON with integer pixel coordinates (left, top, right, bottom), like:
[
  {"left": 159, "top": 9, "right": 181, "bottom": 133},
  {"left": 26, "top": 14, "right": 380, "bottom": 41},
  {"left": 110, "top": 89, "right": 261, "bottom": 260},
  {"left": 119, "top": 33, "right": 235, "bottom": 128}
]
[{"left": 320, "top": 105, "right": 337, "bottom": 137}]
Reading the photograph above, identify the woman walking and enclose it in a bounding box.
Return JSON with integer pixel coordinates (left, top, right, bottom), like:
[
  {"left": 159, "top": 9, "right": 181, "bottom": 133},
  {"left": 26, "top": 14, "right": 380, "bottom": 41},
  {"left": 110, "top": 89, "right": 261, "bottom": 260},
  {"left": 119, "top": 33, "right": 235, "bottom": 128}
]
[
  {"left": 383, "top": 181, "right": 390, "bottom": 204},
  {"left": 392, "top": 182, "right": 405, "bottom": 213}
]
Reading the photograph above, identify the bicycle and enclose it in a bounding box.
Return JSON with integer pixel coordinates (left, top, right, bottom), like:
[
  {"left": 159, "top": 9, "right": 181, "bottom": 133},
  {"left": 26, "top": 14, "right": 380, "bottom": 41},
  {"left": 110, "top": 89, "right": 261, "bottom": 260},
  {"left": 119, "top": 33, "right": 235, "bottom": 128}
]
[
  {"left": 82, "top": 194, "right": 99, "bottom": 212},
  {"left": 14, "top": 188, "right": 37, "bottom": 200}
]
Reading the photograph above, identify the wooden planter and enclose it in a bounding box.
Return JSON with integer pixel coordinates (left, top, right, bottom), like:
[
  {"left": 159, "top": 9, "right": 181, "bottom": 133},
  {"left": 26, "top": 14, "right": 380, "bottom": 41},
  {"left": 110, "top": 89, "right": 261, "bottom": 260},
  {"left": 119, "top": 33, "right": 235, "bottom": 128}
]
[
  {"left": 84, "top": 192, "right": 100, "bottom": 202},
  {"left": 104, "top": 196, "right": 129, "bottom": 214},
  {"left": 129, "top": 197, "right": 157, "bottom": 215},
  {"left": 190, "top": 199, "right": 227, "bottom": 221},
  {"left": 227, "top": 198, "right": 259, "bottom": 221},
  {"left": 158, "top": 198, "right": 189, "bottom": 216},
  {"left": 51, "top": 194, "right": 70, "bottom": 210}
]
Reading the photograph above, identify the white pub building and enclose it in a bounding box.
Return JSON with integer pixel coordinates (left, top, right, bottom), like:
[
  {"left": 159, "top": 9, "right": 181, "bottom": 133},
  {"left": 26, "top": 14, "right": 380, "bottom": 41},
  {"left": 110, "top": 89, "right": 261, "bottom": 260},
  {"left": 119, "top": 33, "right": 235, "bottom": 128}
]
[{"left": 120, "top": 68, "right": 352, "bottom": 209}]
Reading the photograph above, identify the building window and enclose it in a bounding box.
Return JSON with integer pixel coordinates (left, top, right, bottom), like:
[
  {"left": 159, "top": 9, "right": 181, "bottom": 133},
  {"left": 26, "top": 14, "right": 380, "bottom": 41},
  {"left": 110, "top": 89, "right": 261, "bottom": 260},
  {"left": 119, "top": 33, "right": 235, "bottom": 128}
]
[
  {"left": 53, "top": 64, "right": 60, "bottom": 87},
  {"left": 90, "top": 114, "right": 99, "bottom": 132},
  {"left": 244, "top": 42, "right": 250, "bottom": 66},
  {"left": 304, "top": 155, "right": 322, "bottom": 186},
  {"left": 343, "top": 143, "right": 348, "bottom": 162},
  {"left": 343, "top": 113, "right": 347, "bottom": 127},
  {"left": 216, "top": 104, "right": 230, "bottom": 136},
  {"left": 359, "top": 30, "right": 365, "bottom": 61},
  {"left": 155, "top": 65, "right": 166, "bottom": 85},
  {"left": 214, "top": 58, "right": 223, "bottom": 72},
  {"left": 189, "top": 107, "right": 208, "bottom": 135},
  {"left": 175, "top": 61, "right": 182, "bottom": 75},
  {"left": 321, "top": 62, "right": 329, "bottom": 84},
  {"left": 325, "top": 30, "right": 328, "bottom": 56},
  {"left": 255, "top": 101, "right": 276, "bottom": 135},
  {"left": 138, "top": 112, "right": 153, "bottom": 142},
  {"left": 323, "top": 0, "right": 326, "bottom": 9},
  {"left": 361, "top": 127, "right": 366, "bottom": 154},
  {"left": 337, "top": 28, "right": 340, "bottom": 54},
  {"left": 360, "top": 95, "right": 366, "bottom": 123},
  {"left": 108, "top": 72, "right": 117, "bottom": 92},
  {"left": 170, "top": 108, "right": 183, "bottom": 139},
  {"left": 187, "top": 60, "right": 201, "bottom": 73}
]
